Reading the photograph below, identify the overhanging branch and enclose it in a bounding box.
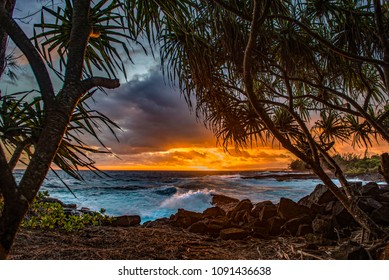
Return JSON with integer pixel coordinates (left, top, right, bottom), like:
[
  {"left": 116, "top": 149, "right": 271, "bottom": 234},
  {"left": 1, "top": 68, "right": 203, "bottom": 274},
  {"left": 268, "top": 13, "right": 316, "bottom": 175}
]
[
  {"left": 81, "top": 77, "right": 120, "bottom": 92},
  {"left": 0, "top": 6, "right": 55, "bottom": 107}
]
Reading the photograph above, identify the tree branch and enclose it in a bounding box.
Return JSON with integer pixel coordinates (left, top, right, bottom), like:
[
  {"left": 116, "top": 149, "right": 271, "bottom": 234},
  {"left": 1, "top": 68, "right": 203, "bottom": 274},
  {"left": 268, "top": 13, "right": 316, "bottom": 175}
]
[
  {"left": 64, "top": 0, "right": 92, "bottom": 85},
  {"left": 8, "top": 139, "right": 31, "bottom": 171},
  {"left": 0, "top": 6, "right": 55, "bottom": 107},
  {"left": 0, "top": 143, "right": 18, "bottom": 198},
  {"left": 243, "top": 0, "right": 313, "bottom": 165},
  {"left": 81, "top": 77, "right": 120, "bottom": 92},
  {"left": 268, "top": 14, "right": 388, "bottom": 67}
]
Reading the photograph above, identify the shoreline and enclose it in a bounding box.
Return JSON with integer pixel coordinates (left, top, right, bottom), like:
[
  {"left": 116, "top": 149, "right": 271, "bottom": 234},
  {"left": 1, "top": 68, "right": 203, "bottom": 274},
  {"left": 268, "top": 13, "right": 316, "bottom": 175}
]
[{"left": 9, "top": 177, "right": 389, "bottom": 260}]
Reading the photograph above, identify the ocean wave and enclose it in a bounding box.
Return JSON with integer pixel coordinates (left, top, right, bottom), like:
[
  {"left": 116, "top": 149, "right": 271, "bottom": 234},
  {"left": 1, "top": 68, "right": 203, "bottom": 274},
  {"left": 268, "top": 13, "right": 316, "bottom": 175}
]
[
  {"left": 160, "top": 189, "right": 214, "bottom": 211},
  {"left": 154, "top": 187, "right": 177, "bottom": 196}
]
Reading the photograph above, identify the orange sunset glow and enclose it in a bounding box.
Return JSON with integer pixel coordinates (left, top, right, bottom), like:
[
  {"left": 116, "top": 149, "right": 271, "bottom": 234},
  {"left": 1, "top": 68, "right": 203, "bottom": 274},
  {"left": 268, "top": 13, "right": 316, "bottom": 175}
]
[{"left": 94, "top": 147, "right": 294, "bottom": 171}]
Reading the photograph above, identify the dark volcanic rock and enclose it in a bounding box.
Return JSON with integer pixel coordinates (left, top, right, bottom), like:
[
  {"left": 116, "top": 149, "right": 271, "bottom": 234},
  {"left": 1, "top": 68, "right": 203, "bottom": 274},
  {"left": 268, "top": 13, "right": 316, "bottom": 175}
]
[
  {"left": 211, "top": 194, "right": 239, "bottom": 206},
  {"left": 298, "top": 184, "right": 337, "bottom": 208},
  {"left": 371, "top": 206, "right": 389, "bottom": 225},
  {"left": 229, "top": 199, "right": 253, "bottom": 213},
  {"left": 206, "top": 218, "right": 230, "bottom": 236},
  {"left": 227, "top": 199, "right": 254, "bottom": 225},
  {"left": 188, "top": 221, "right": 208, "bottom": 234},
  {"left": 312, "top": 215, "right": 335, "bottom": 237},
  {"left": 258, "top": 204, "right": 278, "bottom": 221},
  {"left": 171, "top": 209, "right": 203, "bottom": 228},
  {"left": 331, "top": 201, "right": 356, "bottom": 227},
  {"left": 296, "top": 224, "right": 313, "bottom": 236},
  {"left": 362, "top": 182, "right": 380, "bottom": 196},
  {"left": 111, "top": 215, "right": 141, "bottom": 227},
  {"left": 278, "top": 198, "right": 311, "bottom": 221},
  {"left": 357, "top": 197, "right": 383, "bottom": 213},
  {"left": 251, "top": 201, "right": 274, "bottom": 217},
  {"left": 202, "top": 206, "right": 226, "bottom": 218},
  {"left": 268, "top": 216, "right": 286, "bottom": 236},
  {"left": 281, "top": 215, "right": 312, "bottom": 236}
]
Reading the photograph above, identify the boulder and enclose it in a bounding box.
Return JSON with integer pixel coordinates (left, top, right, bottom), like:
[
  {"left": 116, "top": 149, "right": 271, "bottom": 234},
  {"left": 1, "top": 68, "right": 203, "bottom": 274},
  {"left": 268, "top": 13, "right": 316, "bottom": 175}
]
[
  {"left": 220, "top": 228, "right": 249, "bottom": 240},
  {"left": 268, "top": 216, "right": 286, "bottom": 236},
  {"left": 376, "top": 192, "right": 389, "bottom": 203},
  {"left": 357, "top": 197, "right": 383, "bottom": 213},
  {"left": 362, "top": 182, "right": 380, "bottom": 196},
  {"left": 371, "top": 206, "right": 389, "bottom": 225},
  {"left": 312, "top": 215, "right": 335, "bottom": 237},
  {"left": 281, "top": 215, "right": 312, "bottom": 236},
  {"left": 211, "top": 194, "right": 239, "bottom": 207},
  {"left": 258, "top": 204, "right": 278, "bottom": 221},
  {"left": 296, "top": 224, "right": 313, "bottom": 236},
  {"left": 111, "top": 215, "right": 141, "bottom": 227},
  {"left": 188, "top": 221, "right": 208, "bottom": 234},
  {"left": 251, "top": 226, "right": 270, "bottom": 239},
  {"left": 142, "top": 218, "right": 171, "bottom": 228},
  {"left": 227, "top": 199, "right": 254, "bottom": 224},
  {"left": 251, "top": 201, "right": 274, "bottom": 217},
  {"left": 229, "top": 199, "right": 253, "bottom": 213},
  {"left": 229, "top": 209, "right": 255, "bottom": 225},
  {"left": 331, "top": 201, "right": 356, "bottom": 227},
  {"left": 63, "top": 203, "right": 77, "bottom": 209},
  {"left": 206, "top": 218, "right": 230, "bottom": 236},
  {"left": 278, "top": 198, "right": 311, "bottom": 221},
  {"left": 171, "top": 209, "right": 203, "bottom": 228},
  {"left": 202, "top": 206, "right": 226, "bottom": 218},
  {"left": 298, "top": 184, "right": 337, "bottom": 208}
]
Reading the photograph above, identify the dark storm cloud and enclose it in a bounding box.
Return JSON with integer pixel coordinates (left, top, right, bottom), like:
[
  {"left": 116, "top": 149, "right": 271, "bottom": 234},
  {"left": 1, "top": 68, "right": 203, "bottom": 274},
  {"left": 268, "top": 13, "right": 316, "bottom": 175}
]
[{"left": 92, "top": 68, "right": 214, "bottom": 155}]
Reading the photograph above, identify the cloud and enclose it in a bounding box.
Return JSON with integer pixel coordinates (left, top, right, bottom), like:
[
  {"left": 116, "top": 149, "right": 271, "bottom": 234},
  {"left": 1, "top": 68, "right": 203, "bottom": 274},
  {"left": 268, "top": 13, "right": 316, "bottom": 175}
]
[{"left": 91, "top": 68, "right": 214, "bottom": 155}]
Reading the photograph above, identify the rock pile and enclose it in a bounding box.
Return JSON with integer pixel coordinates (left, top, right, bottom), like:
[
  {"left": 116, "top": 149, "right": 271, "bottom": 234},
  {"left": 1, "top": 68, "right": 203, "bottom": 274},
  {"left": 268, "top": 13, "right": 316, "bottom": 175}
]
[{"left": 163, "top": 183, "right": 389, "bottom": 241}]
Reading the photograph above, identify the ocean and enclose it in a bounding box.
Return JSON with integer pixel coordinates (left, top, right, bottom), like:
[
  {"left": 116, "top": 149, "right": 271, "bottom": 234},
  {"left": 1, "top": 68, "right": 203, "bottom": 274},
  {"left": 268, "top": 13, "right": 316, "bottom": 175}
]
[{"left": 14, "top": 170, "right": 335, "bottom": 223}]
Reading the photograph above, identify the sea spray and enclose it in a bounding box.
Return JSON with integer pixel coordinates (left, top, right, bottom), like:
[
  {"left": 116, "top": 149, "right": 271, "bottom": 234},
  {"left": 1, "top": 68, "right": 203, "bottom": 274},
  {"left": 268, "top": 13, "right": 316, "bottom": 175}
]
[{"left": 160, "top": 189, "right": 215, "bottom": 212}]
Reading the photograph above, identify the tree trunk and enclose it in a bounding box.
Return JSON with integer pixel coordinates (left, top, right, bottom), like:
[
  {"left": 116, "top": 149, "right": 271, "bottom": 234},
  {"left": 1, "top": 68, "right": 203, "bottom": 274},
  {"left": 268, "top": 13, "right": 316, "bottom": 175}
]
[
  {"left": 379, "top": 153, "right": 389, "bottom": 184},
  {"left": 0, "top": 193, "right": 29, "bottom": 259},
  {"left": 0, "top": 102, "right": 73, "bottom": 259},
  {"left": 0, "top": 0, "right": 16, "bottom": 78}
]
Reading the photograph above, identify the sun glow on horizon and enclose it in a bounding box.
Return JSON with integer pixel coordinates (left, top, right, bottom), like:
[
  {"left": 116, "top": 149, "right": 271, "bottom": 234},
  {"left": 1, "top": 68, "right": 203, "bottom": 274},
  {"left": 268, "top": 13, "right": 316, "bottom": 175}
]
[{"left": 92, "top": 146, "right": 294, "bottom": 171}]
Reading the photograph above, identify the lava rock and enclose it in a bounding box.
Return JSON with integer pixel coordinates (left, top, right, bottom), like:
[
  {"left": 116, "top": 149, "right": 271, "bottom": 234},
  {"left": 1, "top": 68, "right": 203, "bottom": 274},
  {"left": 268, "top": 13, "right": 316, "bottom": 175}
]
[
  {"left": 111, "top": 215, "right": 141, "bottom": 227},
  {"left": 278, "top": 198, "right": 311, "bottom": 221},
  {"left": 298, "top": 184, "right": 337, "bottom": 208},
  {"left": 258, "top": 204, "right": 278, "bottom": 221},
  {"left": 281, "top": 215, "right": 312, "bottom": 236},
  {"left": 268, "top": 216, "right": 286, "bottom": 236},
  {"left": 371, "top": 206, "right": 389, "bottom": 225},
  {"left": 171, "top": 209, "right": 203, "bottom": 228},
  {"left": 202, "top": 206, "right": 226, "bottom": 218},
  {"left": 251, "top": 201, "right": 274, "bottom": 217}
]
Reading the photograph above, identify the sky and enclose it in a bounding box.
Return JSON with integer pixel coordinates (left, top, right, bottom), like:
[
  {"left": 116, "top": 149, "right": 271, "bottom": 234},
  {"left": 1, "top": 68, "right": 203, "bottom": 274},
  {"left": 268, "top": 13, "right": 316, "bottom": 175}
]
[
  {"left": 2, "top": 0, "right": 387, "bottom": 171},
  {"left": 0, "top": 0, "right": 297, "bottom": 171}
]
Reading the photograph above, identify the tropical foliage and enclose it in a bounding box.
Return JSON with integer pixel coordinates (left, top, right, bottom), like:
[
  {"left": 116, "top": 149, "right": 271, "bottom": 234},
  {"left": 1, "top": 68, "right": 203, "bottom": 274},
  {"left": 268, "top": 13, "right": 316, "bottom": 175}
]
[
  {"left": 289, "top": 153, "right": 381, "bottom": 175},
  {"left": 0, "top": 192, "right": 111, "bottom": 232}
]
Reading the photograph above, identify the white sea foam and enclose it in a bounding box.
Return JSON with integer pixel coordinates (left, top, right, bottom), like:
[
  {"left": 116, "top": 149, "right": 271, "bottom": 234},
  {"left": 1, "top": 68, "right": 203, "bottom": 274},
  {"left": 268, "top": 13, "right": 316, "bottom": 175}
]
[{"left": 160, "top": 189, "right": 214, "bottom": 212}]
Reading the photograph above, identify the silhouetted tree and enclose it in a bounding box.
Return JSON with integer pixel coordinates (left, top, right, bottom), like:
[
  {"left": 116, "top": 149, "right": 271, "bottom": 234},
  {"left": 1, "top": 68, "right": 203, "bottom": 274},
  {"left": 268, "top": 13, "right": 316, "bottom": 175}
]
[
  {"left": 128, "top": 0, "right": 389, "bottom": 237},
  {"left": 0, "top": 0, "right": 137, "bottom": 259}
]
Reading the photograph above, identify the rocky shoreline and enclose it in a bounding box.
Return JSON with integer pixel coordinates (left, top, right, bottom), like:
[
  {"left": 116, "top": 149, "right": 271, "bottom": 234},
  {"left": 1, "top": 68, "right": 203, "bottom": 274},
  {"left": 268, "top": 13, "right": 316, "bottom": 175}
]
[{"left": 10, "top": 179, "right": 389, "bottom": 260}]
